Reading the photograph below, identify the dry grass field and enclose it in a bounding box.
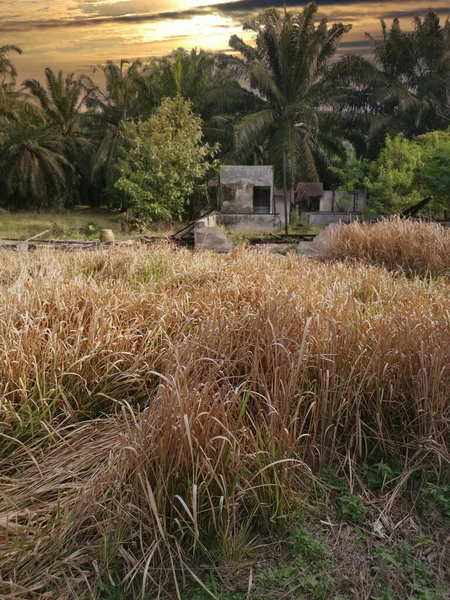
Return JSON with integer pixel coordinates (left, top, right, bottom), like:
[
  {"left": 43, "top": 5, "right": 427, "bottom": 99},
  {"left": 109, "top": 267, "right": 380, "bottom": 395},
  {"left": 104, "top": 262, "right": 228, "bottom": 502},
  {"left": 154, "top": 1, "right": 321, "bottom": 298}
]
[
  {"left": 321, "top": 217, "right": 450, "bottom": 276},
  {"left": 0, "top": 229, "right": 449, "bottom": 598}
]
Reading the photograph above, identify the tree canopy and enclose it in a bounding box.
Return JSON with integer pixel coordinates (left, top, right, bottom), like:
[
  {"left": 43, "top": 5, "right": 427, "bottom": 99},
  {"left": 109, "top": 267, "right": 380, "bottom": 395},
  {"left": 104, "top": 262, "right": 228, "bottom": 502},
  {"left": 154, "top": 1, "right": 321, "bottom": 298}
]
[{"left": 115, "top": 96, "right": 219, "bottom": 224}]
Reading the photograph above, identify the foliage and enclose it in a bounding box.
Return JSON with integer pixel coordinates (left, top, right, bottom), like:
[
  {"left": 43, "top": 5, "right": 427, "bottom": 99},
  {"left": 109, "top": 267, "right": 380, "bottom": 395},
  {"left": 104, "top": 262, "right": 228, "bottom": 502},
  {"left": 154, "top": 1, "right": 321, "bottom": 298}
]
[
  {"left": 366, "top": 10, "right": 450, "bottom": 154},
  {"left": 363, "top": 132, "right": 450, "bottom": 214},
  {"left": 422, "top": 482, "right": 450, "bottom": 522},
  {"left": 229, "top": 3, "right": 368, "bottom": 187},
  {"left": 330, "top": 144, "right": 368, "bottom": 192},
  {"left": 0, "top": 246, "right": 450, "bottom": 595},
  {"left": 338, "top": 493, "right": 366, "bottom": 524},
  {"left": 364, "top": 134, "right": 424, "bottom": 213},
  {"left": 374, "top": 541, "right": 445, "bottom": 600},
  {"left": 289, "top": 523, "right": 330, "bottom": 563},
  {"left": 362, "top": 462, "right": 401, "bottom": 492},
  {"left": 0, "top": 44, "right": 22, "bottom": 84},
  {"left": 115, "top": 95, "right": 219, "bottom": 223},
  {"left": 1, "top": 5, "right": 450, "bottom": 215},
  {"left": 0, "top": 110, "right": 74, "bottom": 210},
  {"left": 415, "top": 129, "right": 450, "bottom": 213}
]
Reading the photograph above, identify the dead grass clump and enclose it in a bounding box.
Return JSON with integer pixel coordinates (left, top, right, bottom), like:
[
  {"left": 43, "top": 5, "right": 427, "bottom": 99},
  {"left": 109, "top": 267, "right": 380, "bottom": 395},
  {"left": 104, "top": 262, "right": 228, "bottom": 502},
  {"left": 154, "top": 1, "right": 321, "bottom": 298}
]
[
  {"left": 320, "top": 217, "right": 450, "bottom": 275},
  {"left": 0, "top": 246, "right": 449, "bottom": 596}
]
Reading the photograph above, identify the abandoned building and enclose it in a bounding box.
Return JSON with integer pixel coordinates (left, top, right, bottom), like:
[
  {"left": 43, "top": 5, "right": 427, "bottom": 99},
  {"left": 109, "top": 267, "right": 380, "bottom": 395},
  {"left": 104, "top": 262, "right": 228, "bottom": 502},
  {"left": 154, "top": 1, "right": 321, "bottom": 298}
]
[
  {"left": 206, "top": 166, "right": 367, "bottom": 240},
  {"left": 275, "top": 184, "right": 367, "bottom": 228},
  {"left": 216, "top": 166, "right": 281, "bottom": 231}
]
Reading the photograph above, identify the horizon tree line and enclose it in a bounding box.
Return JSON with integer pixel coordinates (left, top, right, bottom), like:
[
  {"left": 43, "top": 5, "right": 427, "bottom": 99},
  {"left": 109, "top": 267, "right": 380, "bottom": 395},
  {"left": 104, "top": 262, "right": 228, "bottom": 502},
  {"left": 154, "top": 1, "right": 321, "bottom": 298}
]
[{"left": 0, "top": 3, "right": 449, "bottom": 217}]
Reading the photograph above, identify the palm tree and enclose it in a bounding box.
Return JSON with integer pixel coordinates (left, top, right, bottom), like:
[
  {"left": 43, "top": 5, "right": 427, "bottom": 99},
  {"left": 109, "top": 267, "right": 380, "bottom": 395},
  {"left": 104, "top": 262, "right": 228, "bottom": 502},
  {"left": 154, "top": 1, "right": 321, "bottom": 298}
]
[
  {"left": 0, "top": 44, "right": 22, "bottom": 84},
  {"left": 84, "top": 59, "right": 152, "bottom": 205},
  {"left": 366, "top": 11, "right": 450, "bottom": 153},
  {"left": 23, "top": 68, "right": 95, "bottom": 206},
  {"left": 23, "top": 68, "right": 92, "bottom": 137},
  {"left": 144, "top": 48, "right": 249, "bottom": 158},
  {"left": 0, "top": 111, "right": 73, "bottom": 210},
  {"left": 0, "top": 45, "right": 24, "bottom": 120},
  {"left": 229, "top": 3, "right": 362, "bottom": 191}
]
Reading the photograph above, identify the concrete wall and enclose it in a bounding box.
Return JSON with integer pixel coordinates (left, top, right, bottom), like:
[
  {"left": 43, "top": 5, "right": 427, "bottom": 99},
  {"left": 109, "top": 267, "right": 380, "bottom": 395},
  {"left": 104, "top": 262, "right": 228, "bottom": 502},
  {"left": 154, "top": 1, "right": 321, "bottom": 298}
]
[
  {"left": 219, "top": 166, "right": 274, "bottom": 214},
  {"left": 301, "top": 212, "right": 363, "bottom": 228},
  {"left": 194, "top": 214, "right": 232, "bottom": 251},
  {"left": 196, "top": 213, "right": 217, "bottom": 228},
  {"left": 320, "top": 190, "right": 367, "bottom": 213},
  {"left": 216, "top": 213, "right": 281, "bottom": 231},
  {"left": 274, "top": 197, "right": 291, "bottom": 226}
]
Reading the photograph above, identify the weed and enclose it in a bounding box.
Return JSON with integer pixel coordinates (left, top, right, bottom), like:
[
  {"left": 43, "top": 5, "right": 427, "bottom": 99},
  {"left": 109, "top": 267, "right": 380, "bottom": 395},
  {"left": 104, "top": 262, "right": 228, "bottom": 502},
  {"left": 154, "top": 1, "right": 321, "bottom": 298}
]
[
  {"left": 363, "top": 463, "right": 401, "bottom": 492},
  {"left": 289, "top": 523, "right": 330, "bottom": 565},
  {"left": 374, "top": 541, "right": 445, "bottom": 600},
  {"left": 339, "top": 494, "right": 367, "bottom": 524},
  {"left": 422, "top": 482, "right": 450, "bottom": 522}
]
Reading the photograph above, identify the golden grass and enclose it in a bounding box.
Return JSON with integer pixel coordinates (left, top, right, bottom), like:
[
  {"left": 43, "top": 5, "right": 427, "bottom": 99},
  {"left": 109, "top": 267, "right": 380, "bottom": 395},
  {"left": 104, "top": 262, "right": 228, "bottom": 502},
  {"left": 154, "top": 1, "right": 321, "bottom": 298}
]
[
  {"left": 0, "top": 243, "right": 449, "bottom": 596},
  {"left": 320, "top": 217, "right": 450, "bottom": 275}
]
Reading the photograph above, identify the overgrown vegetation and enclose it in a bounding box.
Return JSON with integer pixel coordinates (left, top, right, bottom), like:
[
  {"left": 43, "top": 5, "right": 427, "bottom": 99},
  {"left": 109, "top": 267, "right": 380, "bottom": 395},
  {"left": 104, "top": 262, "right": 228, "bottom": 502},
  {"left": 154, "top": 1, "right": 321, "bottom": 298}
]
[{"left": 0, "top": 240, "right": 449, "bottom": 597}]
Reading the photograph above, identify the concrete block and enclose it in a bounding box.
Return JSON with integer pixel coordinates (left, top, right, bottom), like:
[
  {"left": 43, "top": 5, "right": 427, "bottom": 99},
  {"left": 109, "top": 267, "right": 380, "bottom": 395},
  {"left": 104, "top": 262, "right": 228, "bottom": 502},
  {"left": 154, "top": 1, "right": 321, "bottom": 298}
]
[
  {"left": 194, "top": 226, "right": 233, "bottom": 251},
  {"left": 296, "top": 241, "right": 315, "bottom": 256},
  {"left": 310, "top": 224, "right": 339, "bottom": 254}
]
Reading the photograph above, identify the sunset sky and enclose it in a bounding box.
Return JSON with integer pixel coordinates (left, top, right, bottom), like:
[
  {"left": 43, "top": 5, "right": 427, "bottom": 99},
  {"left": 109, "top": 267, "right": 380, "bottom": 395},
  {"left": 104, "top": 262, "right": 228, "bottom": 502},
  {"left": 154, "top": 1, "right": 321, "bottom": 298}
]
[{"left": 2, "top": 1, "right": 450, "bottom": 82}]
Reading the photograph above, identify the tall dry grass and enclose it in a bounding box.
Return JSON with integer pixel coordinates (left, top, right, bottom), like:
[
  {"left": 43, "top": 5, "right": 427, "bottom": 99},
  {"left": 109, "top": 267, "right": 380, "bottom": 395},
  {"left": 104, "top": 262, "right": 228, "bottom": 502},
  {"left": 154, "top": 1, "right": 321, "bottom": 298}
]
[
  {"left": 0, "top": 244, "right": 449, "bottom": 597},
  {"left": 320, "top": 217, "right": 450, "bottom": 275}
]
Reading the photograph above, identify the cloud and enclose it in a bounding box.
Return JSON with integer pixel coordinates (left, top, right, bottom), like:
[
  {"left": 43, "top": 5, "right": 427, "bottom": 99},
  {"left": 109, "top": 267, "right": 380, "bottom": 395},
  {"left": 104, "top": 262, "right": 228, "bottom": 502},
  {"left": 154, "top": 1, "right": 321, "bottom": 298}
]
[
  {"left": 0, "top": 8, "right": 209, "bottom": 33},
  {"left": 2, "top": 0, "right": 449, "bottom": 33}
]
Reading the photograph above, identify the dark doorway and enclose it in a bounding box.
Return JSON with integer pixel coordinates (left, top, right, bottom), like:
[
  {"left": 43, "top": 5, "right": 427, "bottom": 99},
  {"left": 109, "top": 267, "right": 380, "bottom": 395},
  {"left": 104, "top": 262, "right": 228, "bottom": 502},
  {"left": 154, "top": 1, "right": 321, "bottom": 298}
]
[{"left": 253, "top": 186, "right": 271, "bottom": 214}]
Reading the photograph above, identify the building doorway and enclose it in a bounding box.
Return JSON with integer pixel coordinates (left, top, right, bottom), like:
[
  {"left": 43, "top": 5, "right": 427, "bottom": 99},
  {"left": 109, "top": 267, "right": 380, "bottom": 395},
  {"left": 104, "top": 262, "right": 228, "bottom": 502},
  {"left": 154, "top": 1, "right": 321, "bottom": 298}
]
[{"left": 253, "top": 186, "right": 271, "bottom": 214}]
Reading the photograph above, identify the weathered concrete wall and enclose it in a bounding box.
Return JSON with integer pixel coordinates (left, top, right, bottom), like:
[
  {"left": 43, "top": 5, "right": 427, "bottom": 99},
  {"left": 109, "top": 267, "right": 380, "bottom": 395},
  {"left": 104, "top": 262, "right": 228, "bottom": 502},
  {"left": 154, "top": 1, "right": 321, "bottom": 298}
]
[
  {"left": 274, "top": 197, "right": 290, "bottom": 226},
  {"left": 320, "top": 191, "right": 334, "bottom": 212},
  {"left": 301, "top": 212, "right": 363, "bottom": 228},
  {"left": 196, "top": 213, "right": 217, "bottom": 228},
  {"left": 216, "top": 213, "right": 281, "bottom": 231},
  {"left": 220, "top": 166, "right": 274, "bottom": 214},
  {"left": 320, "top": 190, "right": 367, "bottom": 213}
]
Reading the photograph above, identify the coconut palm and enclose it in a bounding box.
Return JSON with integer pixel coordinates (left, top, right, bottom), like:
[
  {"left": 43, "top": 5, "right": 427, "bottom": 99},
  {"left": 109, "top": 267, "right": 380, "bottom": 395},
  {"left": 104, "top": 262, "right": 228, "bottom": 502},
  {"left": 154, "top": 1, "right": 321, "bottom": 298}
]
[{"left": 229, "top": 3, "right": 364, "bottom": 190}]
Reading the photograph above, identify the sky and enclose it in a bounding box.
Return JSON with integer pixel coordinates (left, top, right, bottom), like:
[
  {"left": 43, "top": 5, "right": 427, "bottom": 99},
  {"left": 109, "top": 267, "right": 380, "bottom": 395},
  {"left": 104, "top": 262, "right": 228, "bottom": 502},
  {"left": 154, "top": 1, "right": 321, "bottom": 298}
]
[{"left": 1, "top": 0, "right": 450, "bottom": 83}]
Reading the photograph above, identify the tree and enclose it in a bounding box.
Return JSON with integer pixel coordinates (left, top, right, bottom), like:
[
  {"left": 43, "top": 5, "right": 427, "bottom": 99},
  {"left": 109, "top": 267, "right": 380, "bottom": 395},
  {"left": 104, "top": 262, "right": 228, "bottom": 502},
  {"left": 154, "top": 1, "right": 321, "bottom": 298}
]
[
  {"left": 0, "top": 111, "right": 73, "bottom": 210},
  {"left": 364, "top": 135, "right": 423, "bottom": 213},
  {"left": 114, "top": 95, "right": 219, "bottom": 224},
  {"left": 0, "top": 44, "right": 22, "bottom": 85},
  {"left": 85, "top": 60, "right": 154, "bottom": 205},
  {"left": 416, "top": 130, "right": 450, "bottom": 214},
  {"left": 228, "top": 3, "right": 366, "bottom": 191},
  {"left": 0, "top": 45, "right": 24, "bottom": 120},
  {"left": 144, "top": 48, "right": 248, "bottom": 160},
  {"left": 23, "top": 68, "right": 94, "bottom": 207},
  {"left": 23, "top": 68, "right": 92, "bottom": 138},
  {"left": 366, "top": 11, "right": 450, "bottom": 153}
]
